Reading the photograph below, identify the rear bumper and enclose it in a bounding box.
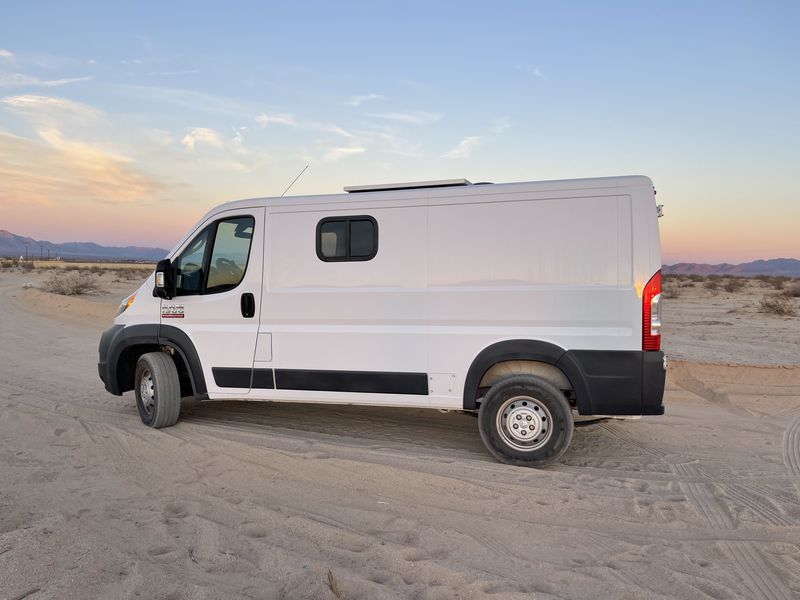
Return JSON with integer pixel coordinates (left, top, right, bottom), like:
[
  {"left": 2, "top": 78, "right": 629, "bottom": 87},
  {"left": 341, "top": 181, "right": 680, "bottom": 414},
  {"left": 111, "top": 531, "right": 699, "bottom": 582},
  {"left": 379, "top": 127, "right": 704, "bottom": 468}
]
[{"left": 557, "top": 350, "right": 666, "bottom": 416}]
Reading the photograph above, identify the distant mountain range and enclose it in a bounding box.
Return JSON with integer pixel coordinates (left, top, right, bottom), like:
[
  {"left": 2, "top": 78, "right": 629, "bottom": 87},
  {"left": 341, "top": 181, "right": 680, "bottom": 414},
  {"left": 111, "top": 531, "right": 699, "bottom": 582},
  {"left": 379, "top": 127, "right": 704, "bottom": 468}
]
[
  {"left": 664, "top": 258, "right": 800, "bottom": 277},
  {"left": 0, "top": 229, "right": 168, "bottom": 262}
]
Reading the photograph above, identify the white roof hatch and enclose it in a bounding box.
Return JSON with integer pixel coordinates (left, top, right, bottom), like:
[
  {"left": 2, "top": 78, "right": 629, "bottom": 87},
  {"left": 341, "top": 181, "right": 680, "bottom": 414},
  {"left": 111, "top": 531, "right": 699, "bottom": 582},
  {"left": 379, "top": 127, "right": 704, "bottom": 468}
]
[{"left": 344, "top": 178, "right": 473, "bottom": 193}]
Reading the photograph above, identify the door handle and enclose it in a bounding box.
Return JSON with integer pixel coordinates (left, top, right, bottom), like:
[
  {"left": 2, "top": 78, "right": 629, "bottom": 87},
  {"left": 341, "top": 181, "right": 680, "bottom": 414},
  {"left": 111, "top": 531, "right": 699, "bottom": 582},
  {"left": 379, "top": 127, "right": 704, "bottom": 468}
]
[{"left": 241, "top": 293, "right": 255, "bottom": 318}]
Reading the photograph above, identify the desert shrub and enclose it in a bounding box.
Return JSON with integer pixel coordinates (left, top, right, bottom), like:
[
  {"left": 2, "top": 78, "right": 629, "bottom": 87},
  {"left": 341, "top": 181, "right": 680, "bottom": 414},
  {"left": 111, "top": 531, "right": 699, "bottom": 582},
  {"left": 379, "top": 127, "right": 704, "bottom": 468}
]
[
  {"left": 64, "top": 264, "right": 82, "bottom": 271},
  {"left": 759, "top": 295, "right": 796, "bottom": 317},
  {"left": 88, "top": 265, "right": 104, "bottom": 274},
  {"left": 755, "top": 275, "right": 789, "bottom": 289},
  {"left": 20, "top": 261, "right": 34, "bottom": 271},
  {"left": 687, "top": 274, "right": 704, "bottom": 282},
  {"left": 680, "top": 281, "right": 695, "bottom": 288},
  {"left": 783, "top": 283, "right": 800, "bottom": 298},
  {"left": 723, "top": 278, "right": 746, "bottom": 293},
  {"left": 662, "top": 285, "right": 681, "bottom": 299},
  {"left": 42, "top": 272, "right": 100, "bottom": 296},
  {"left": 0, "top": 259, "right": 13, "bottom": 269},
  {"left": 114, "top": 268, "right": 151, "bottom": 281},
  {"left": 703, "top": 280, "right": 718, "bottom": 290},
  {"left": 772, "top": 276, "right": 789, "bottom": 290}
]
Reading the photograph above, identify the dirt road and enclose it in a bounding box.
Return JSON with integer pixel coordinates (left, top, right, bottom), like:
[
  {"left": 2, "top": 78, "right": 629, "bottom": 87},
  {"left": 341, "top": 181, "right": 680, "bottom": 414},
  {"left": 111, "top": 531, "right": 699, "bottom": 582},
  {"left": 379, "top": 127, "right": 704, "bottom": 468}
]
[{"left": 1, "top": 273, "right": 799, "bottom": 599}]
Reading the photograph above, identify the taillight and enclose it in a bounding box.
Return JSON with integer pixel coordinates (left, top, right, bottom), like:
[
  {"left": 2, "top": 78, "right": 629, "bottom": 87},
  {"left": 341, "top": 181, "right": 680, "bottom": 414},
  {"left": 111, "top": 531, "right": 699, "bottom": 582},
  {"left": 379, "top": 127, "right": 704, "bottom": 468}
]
[{"left": 643, "top": 270, "right": 662, "bottom": 351}]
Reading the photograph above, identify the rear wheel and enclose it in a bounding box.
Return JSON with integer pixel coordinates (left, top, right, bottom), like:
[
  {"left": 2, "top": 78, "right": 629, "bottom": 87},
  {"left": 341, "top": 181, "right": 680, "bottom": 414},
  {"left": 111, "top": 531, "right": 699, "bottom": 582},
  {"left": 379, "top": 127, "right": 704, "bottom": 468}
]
[
  {"left": 478, "top": 374, "right": 573, "bottom": 467},
  {"left": 134, "top": 352, "right": 181, "bottom": 428}
]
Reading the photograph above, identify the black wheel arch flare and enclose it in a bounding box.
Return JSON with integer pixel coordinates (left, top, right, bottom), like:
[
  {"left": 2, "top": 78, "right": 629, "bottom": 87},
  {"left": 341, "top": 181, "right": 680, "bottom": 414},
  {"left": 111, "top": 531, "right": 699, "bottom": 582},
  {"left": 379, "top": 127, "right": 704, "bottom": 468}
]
[{"left": 99, "top": 323, "right": 208, "bottom": 398}]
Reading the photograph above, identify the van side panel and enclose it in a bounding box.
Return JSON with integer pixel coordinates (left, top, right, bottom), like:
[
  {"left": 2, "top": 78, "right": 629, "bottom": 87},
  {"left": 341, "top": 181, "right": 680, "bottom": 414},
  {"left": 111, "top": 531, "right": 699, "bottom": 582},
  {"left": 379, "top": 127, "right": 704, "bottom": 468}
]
[
  {"left": 252, "top": 204, "right": 431, "bottom": 406},
  {"left": 425, "top": 186, "right": 640, "bottom": 407}
]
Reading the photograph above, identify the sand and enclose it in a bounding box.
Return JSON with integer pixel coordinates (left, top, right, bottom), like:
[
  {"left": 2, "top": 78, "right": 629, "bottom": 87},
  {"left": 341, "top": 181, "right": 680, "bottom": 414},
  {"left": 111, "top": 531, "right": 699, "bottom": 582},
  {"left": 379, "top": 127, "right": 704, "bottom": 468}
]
[{"left": 1, "top": 269, "right": 799, "bottom": 599}]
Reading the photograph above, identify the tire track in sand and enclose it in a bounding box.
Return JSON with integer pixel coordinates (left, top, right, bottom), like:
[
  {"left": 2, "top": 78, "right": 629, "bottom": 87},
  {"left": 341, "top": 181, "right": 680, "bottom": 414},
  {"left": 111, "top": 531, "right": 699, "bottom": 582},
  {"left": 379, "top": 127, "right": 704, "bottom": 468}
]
[
  {"left": 601, "top": 423, "right": 793, "bottom": 600},
  {"left": 783, "top": 410, "right": 800, "bottom": 496}
]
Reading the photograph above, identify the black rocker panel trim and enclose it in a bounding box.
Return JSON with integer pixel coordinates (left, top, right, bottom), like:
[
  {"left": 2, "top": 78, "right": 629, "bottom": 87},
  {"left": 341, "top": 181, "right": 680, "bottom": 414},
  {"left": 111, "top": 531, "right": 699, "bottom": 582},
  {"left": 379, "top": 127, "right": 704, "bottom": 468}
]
[
  {"left": 275, "top": 369, "right": 428, "bottom": 395},
  {"left": 212, "top": 367, "right": 252, "bottom": 389},
  {"left": 211, "top": 368, "right": 275, "bottom": 389},
  {"left": 252, "top": 369, "right": 275, "bottom": 389}
]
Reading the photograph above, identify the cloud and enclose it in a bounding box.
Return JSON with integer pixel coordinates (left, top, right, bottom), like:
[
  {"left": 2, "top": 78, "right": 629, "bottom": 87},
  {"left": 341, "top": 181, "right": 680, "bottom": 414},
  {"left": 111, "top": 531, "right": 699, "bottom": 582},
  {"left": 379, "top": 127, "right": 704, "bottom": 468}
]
[
  {"left": 368, "top": 111, "right": 442, "bottom": 125},
  {"left": 323, "top": 146, "right": 366, "bottom": 162},
  {"left": 181, "top": 127, "right": 222, "bottom": 150},
  {"left": 116, "top": 85, "right": 254, "bottom": 117},
  {"left": 1, "top": 94, "right": 101, "bottom": 124},
  {"left": 310, "top": 122, "right": 354, "bottom": 138},
  {"left": 0, "top": 73, "right": 93, "bottom": 88},
  {"left": 0, "top": 127, "right": 163, "bottom": 207},
  {"left": 255, "top": 112, "right": 296, "bottom": 127},
  {"left": 344, "top": 93, "right": 385, "bottom": 107},
  {"left": 441, "top": 136, "right": 482, "bottom": 159},
  {"left": 490, "top": 116, "right": 512, "bottom": 133},
  {"left": 0, "top": 49, "right": 13, "bottom": 58}
]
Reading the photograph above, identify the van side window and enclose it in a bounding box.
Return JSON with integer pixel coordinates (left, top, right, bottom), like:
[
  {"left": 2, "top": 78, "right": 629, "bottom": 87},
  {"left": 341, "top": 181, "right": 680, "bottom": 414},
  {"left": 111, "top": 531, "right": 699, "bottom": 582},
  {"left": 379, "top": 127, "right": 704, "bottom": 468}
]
[
  {"left": 317, "top": 216, "right": 378, "bottom": 262},
  {"left": 174, "top": 215, "right": 255, "bottom": 296},
  {"left": 206, "top": 217, "right": 255, "bottom": 293}
]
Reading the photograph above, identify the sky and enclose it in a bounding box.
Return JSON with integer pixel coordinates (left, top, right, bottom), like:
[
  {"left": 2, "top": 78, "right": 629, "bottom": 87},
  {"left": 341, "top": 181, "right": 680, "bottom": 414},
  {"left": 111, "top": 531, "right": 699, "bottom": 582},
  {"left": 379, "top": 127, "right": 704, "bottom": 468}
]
[{"left": 0, "top": 1, "right": 798, "bottom": 264}]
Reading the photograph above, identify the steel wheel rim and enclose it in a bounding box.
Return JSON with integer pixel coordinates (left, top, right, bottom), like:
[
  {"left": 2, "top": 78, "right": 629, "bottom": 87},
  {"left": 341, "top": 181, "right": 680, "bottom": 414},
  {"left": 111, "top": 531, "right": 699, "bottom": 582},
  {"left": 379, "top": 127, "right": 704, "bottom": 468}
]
[
  {"left": 496, "top": 395, "right": 553, "bottom": 451},
  {"left": 139, "top": 368, "right": 155, "bottom": 415}
]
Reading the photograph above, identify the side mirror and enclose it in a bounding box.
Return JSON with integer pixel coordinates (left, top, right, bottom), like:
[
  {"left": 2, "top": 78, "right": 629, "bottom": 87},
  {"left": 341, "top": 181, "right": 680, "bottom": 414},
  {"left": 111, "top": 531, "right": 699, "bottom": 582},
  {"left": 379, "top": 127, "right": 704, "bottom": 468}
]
[{"left": 153, "top": 258, "right": 176, "bottom": 299}]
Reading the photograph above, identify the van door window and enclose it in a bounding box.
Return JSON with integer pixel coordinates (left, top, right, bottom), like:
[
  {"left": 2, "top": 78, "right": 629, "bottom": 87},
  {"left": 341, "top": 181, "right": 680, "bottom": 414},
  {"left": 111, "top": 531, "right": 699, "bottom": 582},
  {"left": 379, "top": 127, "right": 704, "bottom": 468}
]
[
  {"left": 174, "top": 227, "right": 211, "bottom": 295},
  {"left": 206, "top": 216, "right": 255, "bottom": 293},
  {"left": 173, "top": 215, "right": 255, "bottom": 296}
]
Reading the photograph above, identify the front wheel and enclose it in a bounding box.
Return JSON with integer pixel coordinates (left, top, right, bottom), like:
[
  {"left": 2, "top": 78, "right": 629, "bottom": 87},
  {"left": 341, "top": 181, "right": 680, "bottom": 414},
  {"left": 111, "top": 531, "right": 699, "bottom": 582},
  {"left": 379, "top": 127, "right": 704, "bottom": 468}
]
[
  {"left": 478, "top": 375, "right": 573, "bottom": 467},
  {"left": 134, "top": 352, "right": 181, "bottom": 428}
]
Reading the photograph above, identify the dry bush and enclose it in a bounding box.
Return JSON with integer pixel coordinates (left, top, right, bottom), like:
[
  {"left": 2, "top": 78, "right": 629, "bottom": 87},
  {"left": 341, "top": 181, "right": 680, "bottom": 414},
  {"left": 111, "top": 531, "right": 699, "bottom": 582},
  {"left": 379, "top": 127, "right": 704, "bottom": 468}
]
[
  {"left": 115, "top": 268, "right": 152, "bottom": 281},
  {"left": 772, "top": 276, "right": 789, "bottom": 290},
  {"left": 42, "top": 272, "right": 100, "bottom": 296},
  {"left": 687, "top": 274, "right": 704, "bottom": 282},
  {"left": 0, "top": 259, "right": 13, "bottom": 269},
  {"left": 662, "top": 284, "right": 681, "bottom": 299},
  {"left": 680, "top": 281, "right": 696, "bottom": 288},
  {"left": 723, "top": 278, "right": 746, "bottom": 293},
  {"left": 703, "top": 279, "right": 718, "bottom": 290},
  {"left": 755, "top": 275, "right": 789, "bottom": 290},
  {"left": 783, "top": 283, "right": 800, "bottom": 298},
  {"left": 759, "top": 295, "right": 796, "bottom": 317}
]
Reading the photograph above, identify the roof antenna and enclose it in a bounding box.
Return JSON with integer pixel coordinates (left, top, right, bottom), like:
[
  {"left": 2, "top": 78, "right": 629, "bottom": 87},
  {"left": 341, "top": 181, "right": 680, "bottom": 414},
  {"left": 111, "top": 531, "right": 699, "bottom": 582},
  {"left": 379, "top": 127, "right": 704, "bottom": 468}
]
[{"left": 281, "top": 164, "right": 310, "bottom": 197}]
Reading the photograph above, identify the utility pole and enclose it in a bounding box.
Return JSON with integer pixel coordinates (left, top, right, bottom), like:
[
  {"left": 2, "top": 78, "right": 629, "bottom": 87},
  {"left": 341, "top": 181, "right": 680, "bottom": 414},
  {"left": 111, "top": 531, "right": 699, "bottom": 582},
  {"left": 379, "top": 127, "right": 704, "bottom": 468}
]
[
  {"left": 24, "top": 242, "right": 28, "bottom": 261},
  {"left": 40, "top": 244, "right": 43, "bottom": 261}
]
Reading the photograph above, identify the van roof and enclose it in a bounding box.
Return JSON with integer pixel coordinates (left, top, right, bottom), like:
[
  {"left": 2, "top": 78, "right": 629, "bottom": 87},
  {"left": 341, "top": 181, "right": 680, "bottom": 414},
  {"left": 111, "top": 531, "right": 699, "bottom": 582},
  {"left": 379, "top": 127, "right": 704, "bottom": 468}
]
[{"left": 210, "top": 175, "right": 653, "bottom": 214}]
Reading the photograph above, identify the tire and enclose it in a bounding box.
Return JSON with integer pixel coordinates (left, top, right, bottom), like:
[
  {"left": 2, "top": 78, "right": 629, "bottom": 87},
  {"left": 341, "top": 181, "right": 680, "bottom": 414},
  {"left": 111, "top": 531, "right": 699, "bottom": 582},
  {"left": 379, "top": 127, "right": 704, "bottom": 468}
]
[
  {"left": 134, "top": 352, "right": 181, "bottom": 428},
  {"left": 478, "top": 374, "right": 573, "bottom": 467}
]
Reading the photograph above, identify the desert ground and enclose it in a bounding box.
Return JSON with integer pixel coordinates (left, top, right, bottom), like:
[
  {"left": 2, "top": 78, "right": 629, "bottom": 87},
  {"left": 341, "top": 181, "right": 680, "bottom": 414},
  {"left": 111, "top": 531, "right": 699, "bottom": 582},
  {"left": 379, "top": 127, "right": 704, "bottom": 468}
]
[{"left": 1, "top": 268, "right": 799, "bottom": 599}]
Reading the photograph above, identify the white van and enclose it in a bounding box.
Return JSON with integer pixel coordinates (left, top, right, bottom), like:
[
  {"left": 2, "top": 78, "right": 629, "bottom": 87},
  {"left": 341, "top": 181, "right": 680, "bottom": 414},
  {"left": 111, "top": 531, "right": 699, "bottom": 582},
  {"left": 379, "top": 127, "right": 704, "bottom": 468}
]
[{"left": 98, "top": 176, "right": 665, "bottom": 466}]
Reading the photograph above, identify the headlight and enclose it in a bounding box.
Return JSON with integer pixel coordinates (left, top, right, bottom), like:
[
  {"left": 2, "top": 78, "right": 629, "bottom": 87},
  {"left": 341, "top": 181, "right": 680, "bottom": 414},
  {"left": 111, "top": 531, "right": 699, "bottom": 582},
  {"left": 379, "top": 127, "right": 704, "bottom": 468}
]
[{"left": 116, "top": 293, "right": 136, "bottom": 317}]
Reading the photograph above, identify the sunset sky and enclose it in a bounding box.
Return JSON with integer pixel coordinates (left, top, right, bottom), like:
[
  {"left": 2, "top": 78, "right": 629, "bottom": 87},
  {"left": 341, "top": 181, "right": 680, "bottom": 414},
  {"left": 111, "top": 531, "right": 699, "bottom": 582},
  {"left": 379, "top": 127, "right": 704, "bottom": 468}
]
[{"left": 1, "top": 1, "right": 798, "bottom": 264}]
